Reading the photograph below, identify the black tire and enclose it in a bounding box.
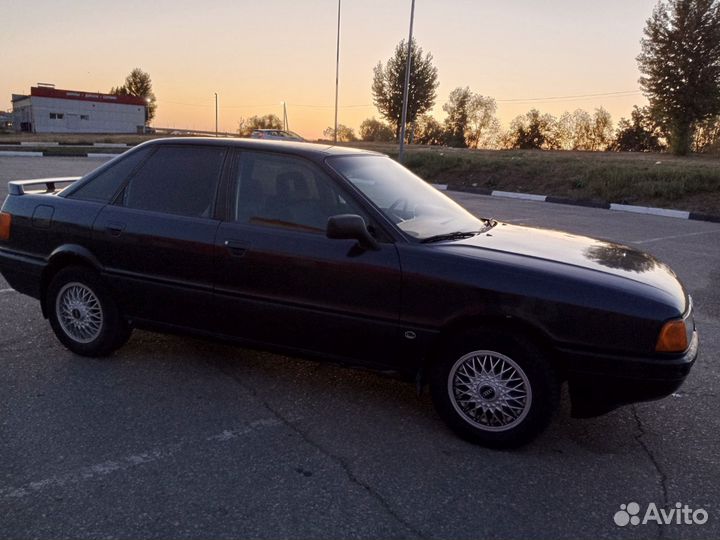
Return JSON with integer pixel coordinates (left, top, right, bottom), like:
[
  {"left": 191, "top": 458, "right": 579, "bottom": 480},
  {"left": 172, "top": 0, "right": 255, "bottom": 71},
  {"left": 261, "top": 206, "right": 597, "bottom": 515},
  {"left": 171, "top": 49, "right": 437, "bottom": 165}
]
[
  {"left": 430, "top": 331, "right": 559, "bottom": 448},
  {"left": 46, "top": 266, "right": 131, "bottom": 357}
]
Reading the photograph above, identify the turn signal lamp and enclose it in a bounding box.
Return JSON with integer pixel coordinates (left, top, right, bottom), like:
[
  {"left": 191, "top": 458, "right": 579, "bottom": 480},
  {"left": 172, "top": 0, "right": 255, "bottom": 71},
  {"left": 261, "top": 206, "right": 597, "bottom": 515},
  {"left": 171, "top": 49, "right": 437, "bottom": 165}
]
[
  {"left": 0, "top": 212, "right": 11, "bottom": 241},
  {"left": 656, "top": 319, "right": 688, "bottom": 352}
]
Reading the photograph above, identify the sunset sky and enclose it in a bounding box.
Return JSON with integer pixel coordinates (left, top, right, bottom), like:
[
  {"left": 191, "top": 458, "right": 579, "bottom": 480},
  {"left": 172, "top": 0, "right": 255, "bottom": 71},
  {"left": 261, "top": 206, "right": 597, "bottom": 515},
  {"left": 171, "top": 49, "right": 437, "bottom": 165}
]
[{"left": 3, "top": 0, "right": 658, "bottom": 139}]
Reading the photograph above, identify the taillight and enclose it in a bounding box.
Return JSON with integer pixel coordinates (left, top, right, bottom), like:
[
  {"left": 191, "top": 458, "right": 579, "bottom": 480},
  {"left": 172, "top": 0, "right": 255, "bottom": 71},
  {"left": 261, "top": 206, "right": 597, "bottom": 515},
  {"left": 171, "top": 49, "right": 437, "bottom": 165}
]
[
  {"left": 0, "top": 212, "right": 11, "bottom": 241},
  {"left": 656, "top": 319, "right": 689, "bottom": 352}
]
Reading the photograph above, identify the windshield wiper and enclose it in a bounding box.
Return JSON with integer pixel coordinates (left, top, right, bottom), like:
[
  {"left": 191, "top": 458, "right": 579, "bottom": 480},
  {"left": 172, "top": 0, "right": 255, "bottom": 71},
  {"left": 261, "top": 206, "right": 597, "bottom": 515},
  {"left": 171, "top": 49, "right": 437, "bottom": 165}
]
[
  {"left": 421, "top": 220, "right": 497, "bottom": 244},
  {"left": 421, "top": 231, "right": 482, "bottom": 243}
]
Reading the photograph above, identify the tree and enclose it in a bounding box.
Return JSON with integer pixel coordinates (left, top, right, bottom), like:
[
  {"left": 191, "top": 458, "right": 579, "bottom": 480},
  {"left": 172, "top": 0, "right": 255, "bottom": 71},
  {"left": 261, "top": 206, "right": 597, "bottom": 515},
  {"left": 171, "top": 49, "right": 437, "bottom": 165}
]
[
  {"left": 359, "top": 118, "right": 395, "bottom": 142},
  {"left": 110, "top": 68, "right": 157, "bottom": 123},
  {"left": 237, "top": 114, "right": 283, "bottom": 136},
  {"left": 693, "top": 114, "right": 720, "bottom": 151},
  {"left": 637, "top": 0, "right": 720, "bottom": 155},
  {"left": 441, "top": 88, "right": 500, "bottom": 148},
  {"left": 371, "top": 38, "right": 439, "bottom": 139},
  {"left": 556, "top": 110, "right": 592, "bottom": 150},
  {"left": 414, "top": 115, "right": 446, "bottom": 145},
  {"left": 554, "top": 108, "right": 613, "bottom": 151},
  {"left": 443, "top": 87, "right": 473, "bottom": 147},
  {"left": 507, "top": 109, "right": 560, "bottom": 150},
  {"left": 609, "top": 106, "right": 665, "bottom": 152},
  {"left": 466, "top": 95, "right": 500, "bottom": 149},
  {"left": 323, "top": 124, "right": 357, "bottom": 142},
  {"left": 590, "top": 107, "right": 614, "bottom": 150}
]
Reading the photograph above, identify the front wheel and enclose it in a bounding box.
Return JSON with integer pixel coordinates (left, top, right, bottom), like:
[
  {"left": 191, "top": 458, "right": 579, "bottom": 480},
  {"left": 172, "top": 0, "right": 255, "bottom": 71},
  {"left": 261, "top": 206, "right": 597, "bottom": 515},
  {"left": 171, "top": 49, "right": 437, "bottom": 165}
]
[
  {"left": 430, "top": 332, "right": 559, "bottom": 448},
  {"left": 47, "top": 267, "right": 130, "bottom": 356}
]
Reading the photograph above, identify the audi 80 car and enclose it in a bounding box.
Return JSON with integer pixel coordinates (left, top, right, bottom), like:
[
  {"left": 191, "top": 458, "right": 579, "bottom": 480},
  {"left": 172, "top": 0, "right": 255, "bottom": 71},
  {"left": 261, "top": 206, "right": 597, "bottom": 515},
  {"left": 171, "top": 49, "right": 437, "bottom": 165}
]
[{"left": 0, "top": 138, "right": 698, "bottom": 447}]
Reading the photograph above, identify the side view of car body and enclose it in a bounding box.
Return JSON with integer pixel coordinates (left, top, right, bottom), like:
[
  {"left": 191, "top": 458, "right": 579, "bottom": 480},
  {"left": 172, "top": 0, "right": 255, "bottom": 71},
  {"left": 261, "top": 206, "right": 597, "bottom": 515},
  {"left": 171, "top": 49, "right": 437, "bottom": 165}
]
[{"left": 0, "top": 138, "right": 698, "bottom": 447}]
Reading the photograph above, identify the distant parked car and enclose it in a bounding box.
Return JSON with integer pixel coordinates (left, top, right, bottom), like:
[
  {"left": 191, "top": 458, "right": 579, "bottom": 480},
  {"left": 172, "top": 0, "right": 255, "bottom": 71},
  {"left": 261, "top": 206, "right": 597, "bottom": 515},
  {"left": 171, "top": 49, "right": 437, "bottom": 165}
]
[
  {"left": 0, "top": 137, "right": 698, "bottom": 448},
  {"left": 250, "top": 129, "right": 304, "bottom": 141}
]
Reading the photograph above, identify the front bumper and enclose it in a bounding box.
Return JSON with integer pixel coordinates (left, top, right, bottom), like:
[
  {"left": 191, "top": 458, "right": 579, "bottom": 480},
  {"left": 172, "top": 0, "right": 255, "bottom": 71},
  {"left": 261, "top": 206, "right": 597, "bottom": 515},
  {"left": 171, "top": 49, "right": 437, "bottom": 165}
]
[{"left": 562, "top": 330, "right": 699, "bottom": 418}]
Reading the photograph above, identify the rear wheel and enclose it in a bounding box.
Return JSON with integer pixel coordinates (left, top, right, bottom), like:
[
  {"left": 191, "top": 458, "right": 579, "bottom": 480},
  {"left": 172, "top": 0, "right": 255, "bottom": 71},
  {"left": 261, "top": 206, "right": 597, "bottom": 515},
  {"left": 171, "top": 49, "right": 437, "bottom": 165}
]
[
  {"left": 47, "top": 267, "right": 131, "bottom": 356},
  {"left": 430, "top": 331, "right": 559, "bottom": 448}
]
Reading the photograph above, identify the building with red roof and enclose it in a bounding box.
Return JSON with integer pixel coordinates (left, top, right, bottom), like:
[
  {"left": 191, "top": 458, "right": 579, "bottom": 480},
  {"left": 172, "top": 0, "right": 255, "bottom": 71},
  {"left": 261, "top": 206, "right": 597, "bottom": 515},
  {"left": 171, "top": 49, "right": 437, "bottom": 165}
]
[{"left": 12, "top": 85, "right": 148, "bottom": 134}]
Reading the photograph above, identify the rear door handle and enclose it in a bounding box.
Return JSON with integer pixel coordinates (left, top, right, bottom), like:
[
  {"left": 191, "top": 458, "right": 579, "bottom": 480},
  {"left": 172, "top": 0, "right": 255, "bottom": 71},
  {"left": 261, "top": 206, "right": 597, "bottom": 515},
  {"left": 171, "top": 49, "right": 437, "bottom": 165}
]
[
  {"left": 224, "top": 240, "right": 248, "bottom": 257},
  {"left": 106, "top": 222, "right": 126, "bottom": 237}
]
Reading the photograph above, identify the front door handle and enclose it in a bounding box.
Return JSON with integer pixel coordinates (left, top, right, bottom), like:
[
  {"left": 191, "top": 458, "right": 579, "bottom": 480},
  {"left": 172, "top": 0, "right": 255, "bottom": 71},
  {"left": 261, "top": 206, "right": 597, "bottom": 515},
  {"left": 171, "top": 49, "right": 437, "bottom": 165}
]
[
  {"left": 106, "top": 221, "right": 126, "bottom": 237},
  {"left": 224, "top": 240, "right": 248, "bottom": 257}
]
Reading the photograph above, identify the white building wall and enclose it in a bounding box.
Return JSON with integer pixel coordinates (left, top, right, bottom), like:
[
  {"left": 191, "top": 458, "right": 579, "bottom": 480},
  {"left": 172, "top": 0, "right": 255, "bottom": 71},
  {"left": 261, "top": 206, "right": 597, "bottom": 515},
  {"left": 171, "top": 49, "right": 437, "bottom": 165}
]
[
  {"left": 23, "top": 97, "right": 146, "bottom": 133},
  {"left": 11, "top": 97, "right": 32, "bottom": 131}
]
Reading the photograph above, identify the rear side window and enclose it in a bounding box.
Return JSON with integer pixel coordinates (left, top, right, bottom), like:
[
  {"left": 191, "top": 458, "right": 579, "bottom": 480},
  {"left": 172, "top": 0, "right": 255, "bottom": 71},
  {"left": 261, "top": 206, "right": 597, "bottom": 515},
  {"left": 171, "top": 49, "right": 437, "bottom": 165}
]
[
  {"left": 122, "top": 146, "right": 226, "bottom": 218},
  {"left": 67, "top": 147, "right": 151, "bottom": 203}
]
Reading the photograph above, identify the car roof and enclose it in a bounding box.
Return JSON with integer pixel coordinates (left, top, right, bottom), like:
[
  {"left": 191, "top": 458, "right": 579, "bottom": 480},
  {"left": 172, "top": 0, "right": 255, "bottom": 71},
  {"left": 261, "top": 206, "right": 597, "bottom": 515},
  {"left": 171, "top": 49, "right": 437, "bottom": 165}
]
[{"left": 140, "top": 137, "right": 382, "bottom": 158}]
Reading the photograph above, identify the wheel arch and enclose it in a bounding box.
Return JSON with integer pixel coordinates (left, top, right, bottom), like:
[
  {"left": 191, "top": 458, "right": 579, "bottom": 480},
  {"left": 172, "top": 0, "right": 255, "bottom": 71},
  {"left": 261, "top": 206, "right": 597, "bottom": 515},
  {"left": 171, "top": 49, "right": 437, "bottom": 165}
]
[
  {"left": 422, "top": 314, "right": 563, "bottom": 381},
  {"left": 40, "top": 245, "right": 103, "bottom": 318}
]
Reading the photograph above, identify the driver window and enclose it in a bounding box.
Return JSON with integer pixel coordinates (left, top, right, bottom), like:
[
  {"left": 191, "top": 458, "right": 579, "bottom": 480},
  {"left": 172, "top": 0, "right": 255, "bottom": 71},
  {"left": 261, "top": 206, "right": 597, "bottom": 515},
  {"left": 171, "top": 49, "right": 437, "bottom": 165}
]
[{"left": 233, "top": 152, "right": 366, "bottom": 233}]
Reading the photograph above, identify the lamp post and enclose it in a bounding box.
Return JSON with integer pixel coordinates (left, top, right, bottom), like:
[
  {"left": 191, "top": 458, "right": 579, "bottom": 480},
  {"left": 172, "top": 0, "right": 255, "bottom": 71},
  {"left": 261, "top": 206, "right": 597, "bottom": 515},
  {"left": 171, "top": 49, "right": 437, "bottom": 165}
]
[
  {"left": 214, "top": 93, "right": 218, "bottom": 136},
  {"left": 334, "top": 0, "right": 341, "bottom": 143},
  {"left": 398, "top": 0, "right": 415, "bottom": 163},
  {"left": 281, "top": 101, "right": 288, "bottom": 131}
]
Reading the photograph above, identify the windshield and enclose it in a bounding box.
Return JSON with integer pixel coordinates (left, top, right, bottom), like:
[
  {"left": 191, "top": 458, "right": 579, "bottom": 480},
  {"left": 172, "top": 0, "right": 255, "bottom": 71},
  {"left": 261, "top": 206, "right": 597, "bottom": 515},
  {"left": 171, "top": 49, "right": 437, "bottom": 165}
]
[{"left": 327, "top": 155, "right": 487, "bottom": 240}]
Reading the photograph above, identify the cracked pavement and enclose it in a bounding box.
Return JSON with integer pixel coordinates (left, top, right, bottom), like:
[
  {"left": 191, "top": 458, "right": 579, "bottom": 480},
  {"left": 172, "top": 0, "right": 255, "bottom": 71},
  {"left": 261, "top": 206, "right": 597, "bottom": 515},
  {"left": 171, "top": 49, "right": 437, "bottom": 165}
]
[{"left": 1, "top": 157, "right": 719, "bottom": 539}]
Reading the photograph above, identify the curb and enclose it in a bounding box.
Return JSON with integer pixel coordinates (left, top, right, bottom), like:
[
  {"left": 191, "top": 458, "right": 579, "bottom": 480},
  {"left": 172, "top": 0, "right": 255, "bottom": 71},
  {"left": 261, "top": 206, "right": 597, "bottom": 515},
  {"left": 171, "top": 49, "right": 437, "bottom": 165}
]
[
  {"left": 0, "top": 151, "right": 44, "bottom": 157},
  {"left": 0, "top": 150, "right": 123, "bottom": 158},
  {"left": 439, "top": 184, "right": 720, "bottom": 224}
]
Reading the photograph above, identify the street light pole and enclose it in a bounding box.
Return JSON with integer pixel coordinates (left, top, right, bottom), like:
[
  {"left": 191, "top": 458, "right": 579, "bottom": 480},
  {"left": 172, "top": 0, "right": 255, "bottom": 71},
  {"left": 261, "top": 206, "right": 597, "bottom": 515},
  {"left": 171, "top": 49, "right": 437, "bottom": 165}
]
[
  {"left": 334, "top": 0, "right": 341, "bottom": 143},
  {"left": 214, "top": 93, "right": 218, "bottom": 136},
  {"left": 398, "top": 0, "right": 415, "bottom": 163}
]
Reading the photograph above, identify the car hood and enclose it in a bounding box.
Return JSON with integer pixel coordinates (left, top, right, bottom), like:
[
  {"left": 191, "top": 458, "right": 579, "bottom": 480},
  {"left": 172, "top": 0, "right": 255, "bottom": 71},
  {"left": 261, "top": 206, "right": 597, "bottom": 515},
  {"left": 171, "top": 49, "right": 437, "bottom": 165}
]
[{"left": 449, "top": 222, "right": 686, "bottom": 304}]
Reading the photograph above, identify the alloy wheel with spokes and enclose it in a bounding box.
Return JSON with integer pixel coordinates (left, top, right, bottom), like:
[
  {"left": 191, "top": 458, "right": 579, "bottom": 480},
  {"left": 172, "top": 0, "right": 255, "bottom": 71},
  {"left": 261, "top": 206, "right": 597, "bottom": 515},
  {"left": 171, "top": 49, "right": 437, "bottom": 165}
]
[
  {"left": 448, "top": 350, "right": 532, "bottom": 432},
  {"left": 47, "top": 266, "right": 130, "bottom": 357},
  {"left": 430, "top": 331, "right": 559, "bottom": 448},
  {"left": 56, "top": 282, "right": 104, "bottom": 343}
]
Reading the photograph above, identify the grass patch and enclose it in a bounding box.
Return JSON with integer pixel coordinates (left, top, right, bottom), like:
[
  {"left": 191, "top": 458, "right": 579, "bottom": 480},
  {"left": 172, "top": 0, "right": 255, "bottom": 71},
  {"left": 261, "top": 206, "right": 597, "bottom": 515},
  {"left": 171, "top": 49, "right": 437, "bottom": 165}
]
[{"left": 338, "top": 143, "right": 720, "bottom": 215}]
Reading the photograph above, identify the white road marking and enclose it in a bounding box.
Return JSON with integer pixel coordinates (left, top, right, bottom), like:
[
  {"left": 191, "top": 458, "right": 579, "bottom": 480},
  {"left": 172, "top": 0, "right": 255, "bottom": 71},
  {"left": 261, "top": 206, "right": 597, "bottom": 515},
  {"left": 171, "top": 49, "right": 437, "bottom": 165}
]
[
  {"left": 0, "top": 417, "right": 287, "bottom": 499},
  {"left": 631, "top": 229, "right": 720, "bottom": 245}
]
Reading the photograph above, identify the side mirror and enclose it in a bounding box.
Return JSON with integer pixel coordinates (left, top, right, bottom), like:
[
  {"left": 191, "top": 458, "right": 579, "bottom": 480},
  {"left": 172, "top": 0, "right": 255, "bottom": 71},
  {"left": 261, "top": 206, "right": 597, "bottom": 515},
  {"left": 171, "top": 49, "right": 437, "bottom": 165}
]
[{"left": 326, "top": 214, "right": 379, "bottom": 251}]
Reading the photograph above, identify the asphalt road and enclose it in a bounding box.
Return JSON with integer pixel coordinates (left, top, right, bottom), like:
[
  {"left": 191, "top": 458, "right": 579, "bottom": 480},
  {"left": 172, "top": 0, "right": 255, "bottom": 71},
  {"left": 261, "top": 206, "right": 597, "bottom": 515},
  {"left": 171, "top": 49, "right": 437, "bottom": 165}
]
[{"left": 1, "top": 156, "right": 718, "bottom": 539}]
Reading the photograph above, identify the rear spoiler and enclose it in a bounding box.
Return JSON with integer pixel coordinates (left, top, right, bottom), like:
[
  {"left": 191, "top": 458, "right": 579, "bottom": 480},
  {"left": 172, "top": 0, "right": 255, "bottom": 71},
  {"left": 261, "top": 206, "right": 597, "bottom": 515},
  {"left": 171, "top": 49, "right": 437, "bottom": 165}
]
[{"left": 8, "top": 177, "right": 81, "bottom": 196}]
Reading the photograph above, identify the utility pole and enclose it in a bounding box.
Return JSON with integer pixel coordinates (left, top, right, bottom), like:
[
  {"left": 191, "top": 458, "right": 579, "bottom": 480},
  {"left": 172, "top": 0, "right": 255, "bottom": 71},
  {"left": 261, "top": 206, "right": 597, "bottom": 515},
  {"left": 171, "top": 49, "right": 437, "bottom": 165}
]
[
  {"left": 398, "top": 0, "right": 415, "bottom": 163},
  {"left": 282, "top": 101, "right": 288, "bottom": 131},
  {"left": 214, "top": 93, "right": 218, "bottom": 136},
  {"left": 334, "top": 0, "right": 341, "bottom": 143}
]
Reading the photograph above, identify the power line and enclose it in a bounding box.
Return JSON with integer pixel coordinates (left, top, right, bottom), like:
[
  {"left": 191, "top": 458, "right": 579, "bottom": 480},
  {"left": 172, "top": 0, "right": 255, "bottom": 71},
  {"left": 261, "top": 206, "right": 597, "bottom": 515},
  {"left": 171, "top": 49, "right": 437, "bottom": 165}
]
[
  {"left": 157, "top": 100, "right": 374, "bottom": 110},
  {"left": 496, "top": 90, "right": 642, "bottom": 103},
  {"left": 157, "top": 90, "right": 644, "bottom": 111},
  {"left": 291, "top": 103, "right": 374, "bottom": 109}
]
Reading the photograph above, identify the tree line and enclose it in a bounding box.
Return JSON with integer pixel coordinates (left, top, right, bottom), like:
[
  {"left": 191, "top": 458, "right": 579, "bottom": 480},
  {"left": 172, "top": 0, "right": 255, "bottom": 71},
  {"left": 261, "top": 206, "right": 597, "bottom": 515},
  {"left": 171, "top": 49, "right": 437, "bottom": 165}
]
[
  {"left": 116, "top": 1, "right": 719, "bottom": 155},
  {"left": 351, "top": 0, "right": 720, "bottom": 155}
]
